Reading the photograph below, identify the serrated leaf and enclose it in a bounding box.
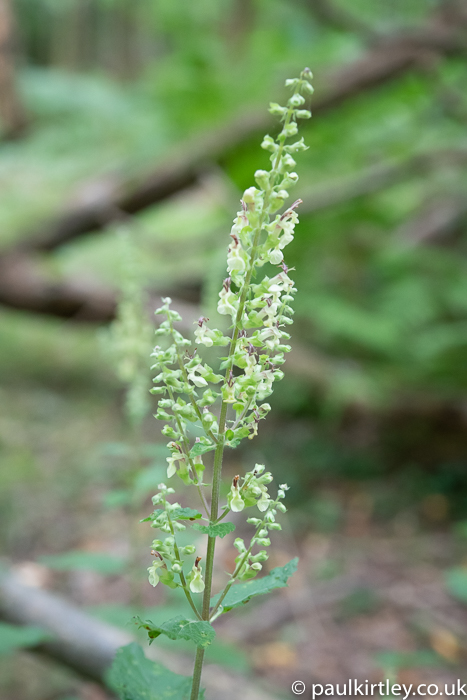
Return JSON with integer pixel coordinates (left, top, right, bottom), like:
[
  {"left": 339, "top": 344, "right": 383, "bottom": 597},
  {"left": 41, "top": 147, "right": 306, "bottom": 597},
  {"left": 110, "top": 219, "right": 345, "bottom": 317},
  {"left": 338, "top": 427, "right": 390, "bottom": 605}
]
[
  {"left": 0, "top": 623, "right": 51, "bottom": 655},
  {"left": 192, "top": 522, "right": 236, "bottom": 538},
  {"left": 189, "top": 443, "right": 215, "bottom": 457},
  {"left": 135, "top": 616, "right": 215, "bottom": 648},
  {"left": 141, "top": 507, "right": 202, "bottom": 523},
  {"left": 170, "top": 507, "right": 203, "bottom": 520},
  {"left": 39, "top": 550, "right": 126, "bottom": 575},
  {"left": 106, "top": 642, "right": 204, "bottom": 699},
  {"left": 210, "top": 558, "right": 298, "bottom": 612}
]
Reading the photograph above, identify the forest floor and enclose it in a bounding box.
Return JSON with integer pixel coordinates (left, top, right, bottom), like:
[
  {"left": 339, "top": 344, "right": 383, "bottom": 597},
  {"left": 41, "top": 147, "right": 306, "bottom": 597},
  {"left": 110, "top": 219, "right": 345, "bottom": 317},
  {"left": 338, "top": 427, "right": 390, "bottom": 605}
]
[
  {"left": 1, "top": 313, "right": 466, "bottom": 700},
  {"left": 1, "top": 516, "right": 466, "bottom": 700}
]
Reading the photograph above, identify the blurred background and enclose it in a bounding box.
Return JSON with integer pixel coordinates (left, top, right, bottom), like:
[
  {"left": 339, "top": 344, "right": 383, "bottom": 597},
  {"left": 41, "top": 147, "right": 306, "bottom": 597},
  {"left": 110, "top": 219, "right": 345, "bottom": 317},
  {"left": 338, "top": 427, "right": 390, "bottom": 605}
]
[{"left": 1, "top": 0, "right": 467, "bottom": 698}]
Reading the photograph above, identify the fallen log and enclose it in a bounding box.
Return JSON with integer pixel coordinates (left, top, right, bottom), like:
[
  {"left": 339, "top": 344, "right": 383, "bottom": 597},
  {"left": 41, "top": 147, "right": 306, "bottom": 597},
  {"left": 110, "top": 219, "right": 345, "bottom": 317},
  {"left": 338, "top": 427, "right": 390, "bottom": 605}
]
[
  {"left": 6, "top": 6, "right": 467, "bottom": 257},
  {"left": 0, "top": 565, "right": 280, "bottom": 700},
  {"left": 2, "top": 147, "right": 466, "bottom": 323}
]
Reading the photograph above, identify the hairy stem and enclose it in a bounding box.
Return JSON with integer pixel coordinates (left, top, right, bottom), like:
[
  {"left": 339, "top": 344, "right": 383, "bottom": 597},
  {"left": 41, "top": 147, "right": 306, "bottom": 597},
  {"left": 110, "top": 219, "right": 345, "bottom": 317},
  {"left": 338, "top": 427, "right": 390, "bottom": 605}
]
[
  {"left": 189, "top": 209, "right": 268, "bottom": 700},
  {"left": 190, "top": 647, "right": 205, "bottom": 700}
]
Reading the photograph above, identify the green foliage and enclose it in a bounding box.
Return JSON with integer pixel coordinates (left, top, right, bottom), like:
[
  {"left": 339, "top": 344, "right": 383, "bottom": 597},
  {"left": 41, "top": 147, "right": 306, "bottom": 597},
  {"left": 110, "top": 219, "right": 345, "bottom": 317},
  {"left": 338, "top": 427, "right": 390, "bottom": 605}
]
[
  {"left": 135, "top": 616, "right": 215, "bottom": 648},
  {"left": 192, "top": 522, "right": 235, "bottom": 538},
  {"left": 88, "top": 604, "right": 251, "bottom": 672},
  {"left": 0, "top": 624, "right": 51, "bottom": 655},
  {"left": 39, "top": 550, "right": 126, "bottom": 575},
  {"left": 444, "top": 567, "right": 467, "bottom": 604},
  {"left": 171, "top": 508, "right": 203, "bottom": 521},
  {"left": 106, "top": 643, "right": 204, "bottom": 700},
  {"left": 210, "top": 557, "right": 298, "bottom": 612}
]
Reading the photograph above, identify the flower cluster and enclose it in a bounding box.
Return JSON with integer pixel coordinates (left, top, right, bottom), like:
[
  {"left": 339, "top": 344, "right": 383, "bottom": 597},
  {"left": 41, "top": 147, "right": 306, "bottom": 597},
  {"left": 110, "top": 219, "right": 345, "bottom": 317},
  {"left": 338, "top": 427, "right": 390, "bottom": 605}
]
[
  {"left": 143, "top": 70, "right": 312, "bottom": 622},
  {"left": 227, "top": 464, "right": 273, "bottom": 513},
  {"left": 229, "top": 482, "right": 289, "bottom": 582},
  {"left": 149, "top": 299, "right": 224, "bottom": 482},
  {"left": 143, "top": 482, "right": 204, "bottom": 594}
]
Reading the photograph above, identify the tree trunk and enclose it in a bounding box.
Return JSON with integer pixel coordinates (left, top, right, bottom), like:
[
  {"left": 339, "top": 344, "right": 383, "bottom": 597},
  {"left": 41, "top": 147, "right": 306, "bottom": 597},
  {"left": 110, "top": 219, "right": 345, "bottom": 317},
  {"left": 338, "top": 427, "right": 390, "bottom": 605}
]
[{"left": 0, "top": 0, "right": 28, "bottom": 140}]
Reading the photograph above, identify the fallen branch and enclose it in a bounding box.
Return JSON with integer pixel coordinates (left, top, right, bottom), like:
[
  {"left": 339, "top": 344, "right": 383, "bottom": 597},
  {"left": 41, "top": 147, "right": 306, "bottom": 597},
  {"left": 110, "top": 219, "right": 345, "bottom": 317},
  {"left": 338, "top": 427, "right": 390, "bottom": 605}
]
[
  {"left": 0, "top": 0, "right": 28, "bottom": 140},
  {"left": 1, "top": 148, "right": 466, "bottom": 323},
  {"left": 0, "top": 253, "right": 117, "bottom": 322},
  {"left": 6, "top": 8, "right": 467, "bottom": 256},
  {"left": 0, "top": 564, "right": 280, "bottom": 700}
]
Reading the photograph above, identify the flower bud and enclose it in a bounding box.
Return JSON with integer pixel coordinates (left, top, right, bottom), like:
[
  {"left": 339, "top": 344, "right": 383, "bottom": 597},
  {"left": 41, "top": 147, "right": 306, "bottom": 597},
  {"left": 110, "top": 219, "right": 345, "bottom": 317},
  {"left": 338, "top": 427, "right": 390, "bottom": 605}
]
[
  {"left": 243, "top": 186, "right": 259, "bottom": 204},
  {"left": 182, "top": 544, "right": 196, "bottom": 555},
  {"left": 254, "top": 169, "right": 270, "bottom": 189},
  {"left": 268, "top": 102, "right": 287, "bottom": 116},
  {"left": 234, "top": 537, "right": 246, "bottom": 553},
  {"left": 251, "top": 550, "right": 269, "bottom": 562},
  {"left": 301, "top": 80, "right": 314, "bottom": 95},
  {"left": 288, "top": 93, "right": 305, "bottom": 107},
  {"left": 268, "top": 248, "right": 283, "bottom": 265},
  {"left": 261, "top": 135, "right": 277, "bottom": 152},
  {"left": 281, "top": 122, "right": 298, "bottom": 137}
]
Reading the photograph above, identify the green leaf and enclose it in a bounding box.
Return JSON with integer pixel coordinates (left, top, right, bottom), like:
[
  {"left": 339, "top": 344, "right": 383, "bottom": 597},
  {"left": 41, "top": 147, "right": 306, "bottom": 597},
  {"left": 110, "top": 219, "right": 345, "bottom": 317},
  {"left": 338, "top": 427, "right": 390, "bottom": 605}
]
[
  {"left": 142, "top": 507, "right": 202, "bottom": 522},
  {"left": 135, "top": 616, "right": 215, "bottom": 648},
  {"left": 170, "top": 507, "right": 203, "bottom": 520},
  {"left": 107, "top": 642, "right": 204, "bottom": 699},
  {"left": 210, "top": 558, "right": 298, "bottom": 612},
  {"left": 445, "top": 567, "right": 467, "bottom": 603},
  {"left": 192, "top": 522, "right": 235, "bottom": 538},
  {"left": 39, "top": 550, "right": 126, "bottom": 575},
  {"left": 189, "top": 443, "right": 215, "bottom": 457},
  {"left": 0, "top": 623, "right": 51, "bottom": 655},
  {"left": 374, "top": 650, "right": 444, "bottom": 670}
]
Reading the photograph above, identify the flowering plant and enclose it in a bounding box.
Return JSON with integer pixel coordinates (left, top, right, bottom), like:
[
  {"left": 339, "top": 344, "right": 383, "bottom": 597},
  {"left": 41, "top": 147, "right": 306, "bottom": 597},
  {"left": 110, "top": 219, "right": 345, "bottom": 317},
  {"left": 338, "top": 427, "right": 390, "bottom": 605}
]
[{"left": 108, "top": 68, "right": 313, "bottom": 700}]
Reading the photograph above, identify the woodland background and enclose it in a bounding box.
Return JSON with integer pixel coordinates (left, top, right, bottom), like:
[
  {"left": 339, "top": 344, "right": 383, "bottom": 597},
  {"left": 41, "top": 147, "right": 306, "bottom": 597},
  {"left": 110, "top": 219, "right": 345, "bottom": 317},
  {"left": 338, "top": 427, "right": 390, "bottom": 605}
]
[{"left": 1, "top": 0, "right": 467, "bottom": 698}]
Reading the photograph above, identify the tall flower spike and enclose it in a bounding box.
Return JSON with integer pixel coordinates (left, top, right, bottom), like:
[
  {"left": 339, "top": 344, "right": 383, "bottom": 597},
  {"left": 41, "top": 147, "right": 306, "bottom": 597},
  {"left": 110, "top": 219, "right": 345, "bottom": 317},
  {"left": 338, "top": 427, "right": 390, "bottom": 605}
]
[{"left": 140, "top": 71, "right": 313, "bottom": 700}]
